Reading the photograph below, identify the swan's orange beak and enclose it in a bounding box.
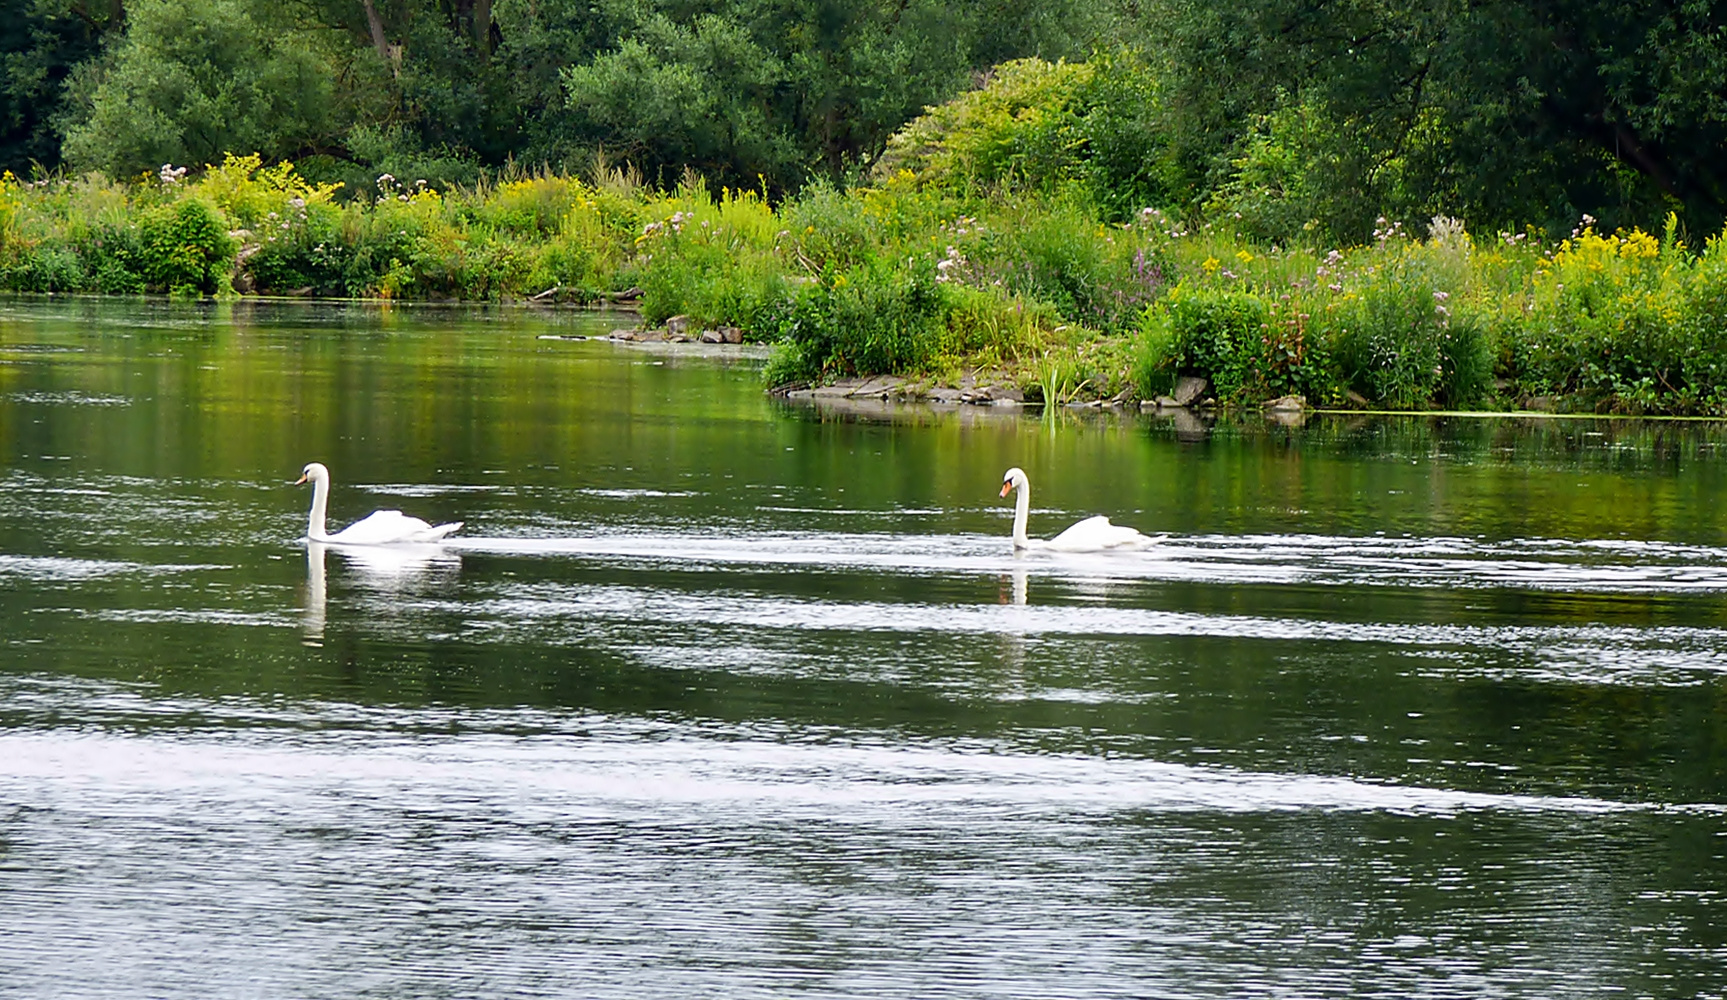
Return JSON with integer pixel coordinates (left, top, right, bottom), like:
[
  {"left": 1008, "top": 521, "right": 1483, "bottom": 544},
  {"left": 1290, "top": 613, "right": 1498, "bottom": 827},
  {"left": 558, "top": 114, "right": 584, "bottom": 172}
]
[
  {"left": 293, "top": 473, "right": 309, "bottom": 486},
  {"left": 999, "top": 481, "right": 1012, "bottom": 498}
]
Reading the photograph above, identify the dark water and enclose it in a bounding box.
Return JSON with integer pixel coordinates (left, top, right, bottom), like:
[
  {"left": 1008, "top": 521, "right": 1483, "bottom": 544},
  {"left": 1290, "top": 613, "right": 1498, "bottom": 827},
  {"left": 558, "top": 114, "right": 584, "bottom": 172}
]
[{"left": 2, "top": 298, "right": 1725, "bottom": 998}]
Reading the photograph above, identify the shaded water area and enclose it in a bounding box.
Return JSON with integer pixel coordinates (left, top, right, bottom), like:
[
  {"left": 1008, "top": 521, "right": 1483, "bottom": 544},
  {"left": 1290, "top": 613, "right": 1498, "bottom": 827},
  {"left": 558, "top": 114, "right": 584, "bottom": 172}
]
[{"left": 2, "top": 298, "right": 1726, "bottom": 998}]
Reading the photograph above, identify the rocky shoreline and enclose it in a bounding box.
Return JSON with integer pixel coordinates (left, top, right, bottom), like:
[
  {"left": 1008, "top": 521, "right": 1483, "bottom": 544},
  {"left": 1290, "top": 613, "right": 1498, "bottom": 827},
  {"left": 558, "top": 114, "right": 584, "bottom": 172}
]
[
  {"left": 599, "top": 315, "right": 1316, "bottom": 415},
  {"left": 605, "top": 314, "right": 745, "bottom": 344},
  {"left": 773, "top": 370, "right": 1308, "bottom": 415}
]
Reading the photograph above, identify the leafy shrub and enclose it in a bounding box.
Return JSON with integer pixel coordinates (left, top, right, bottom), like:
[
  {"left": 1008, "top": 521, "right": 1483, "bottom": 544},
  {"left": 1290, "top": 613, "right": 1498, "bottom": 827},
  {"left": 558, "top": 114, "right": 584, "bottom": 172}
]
[
  {"left": 61, "top": 0, "right": 339, "bottom": 178},
  {"left": 138, "top": 198, "right": 234, "bottom": 294},
  {"left": 77, "top": 223, "right": 147, "bottom": 293},
  {"left": 1134, "top": 284, "right": 1269, "bottom": 400},
  {"left": 1497, "top": 222, "right": 1716, "bottom": 411},
  {"left": 5, "top": 243, "right": 86, "bottom": 291},
  {"left": 1329, "top": 267, "right": 1463, "bottom": 408},
  {"left": 765, "top": 258, "right": 947, "bottom": 381},
  {"left": 784, "top": 182, "right": 873, "bottom": 272},
  {"left": 871, "top": 58, "right": 1094, "bottom": 191},
  {"left": 1074, "top": 49, "right": 1182, "bottom": 221}
]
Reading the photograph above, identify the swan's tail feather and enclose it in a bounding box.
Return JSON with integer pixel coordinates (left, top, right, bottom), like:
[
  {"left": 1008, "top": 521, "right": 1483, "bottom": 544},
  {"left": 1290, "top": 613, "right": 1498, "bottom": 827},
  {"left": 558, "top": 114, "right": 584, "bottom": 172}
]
[{"left": 418, "top": 521, "right": 463, "bottom": 541}]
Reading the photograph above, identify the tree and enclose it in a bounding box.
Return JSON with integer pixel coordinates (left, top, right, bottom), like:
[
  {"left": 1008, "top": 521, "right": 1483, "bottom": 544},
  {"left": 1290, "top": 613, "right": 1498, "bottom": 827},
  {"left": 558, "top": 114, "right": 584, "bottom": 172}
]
[
  {"left": 1144, "top": 0, "right": 1727, "bottom": 238},
  {"left": 0, "top": 0, "right": 120, "bottom": 173},
  {"left": 62, "top": 0, "right": 342, "bottom": 175}
]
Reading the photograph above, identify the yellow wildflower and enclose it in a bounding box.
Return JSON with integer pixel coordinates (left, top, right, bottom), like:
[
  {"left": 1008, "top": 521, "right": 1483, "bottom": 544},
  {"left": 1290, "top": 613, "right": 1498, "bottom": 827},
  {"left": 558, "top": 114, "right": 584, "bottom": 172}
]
[
  {"left": 1202, "top": 257, "right": 1221, "bottom": 273},
  {"left": 1620, "top": 230, "right": 1658, "bottom": 259}
]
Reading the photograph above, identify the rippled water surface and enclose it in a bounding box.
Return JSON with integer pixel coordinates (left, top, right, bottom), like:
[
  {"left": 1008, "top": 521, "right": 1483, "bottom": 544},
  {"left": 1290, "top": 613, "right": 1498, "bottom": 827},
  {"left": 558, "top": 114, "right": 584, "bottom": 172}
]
[{"left": 3, "top": 298, "right": 1726, "bottom": 998}]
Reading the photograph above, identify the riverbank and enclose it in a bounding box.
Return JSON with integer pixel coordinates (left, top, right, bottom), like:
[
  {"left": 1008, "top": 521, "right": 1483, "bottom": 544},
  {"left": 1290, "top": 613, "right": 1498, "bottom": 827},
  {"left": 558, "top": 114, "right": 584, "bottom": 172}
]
[{"left": 8, "top": 80, "right": 1727, "bottom": 416}]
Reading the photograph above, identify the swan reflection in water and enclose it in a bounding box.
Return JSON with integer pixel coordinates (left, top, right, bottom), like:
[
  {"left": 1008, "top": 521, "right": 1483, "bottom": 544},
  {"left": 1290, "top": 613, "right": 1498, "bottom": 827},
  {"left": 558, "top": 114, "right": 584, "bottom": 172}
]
[{"left": 302, "top": 540, "right": 462, "bottom": 645}]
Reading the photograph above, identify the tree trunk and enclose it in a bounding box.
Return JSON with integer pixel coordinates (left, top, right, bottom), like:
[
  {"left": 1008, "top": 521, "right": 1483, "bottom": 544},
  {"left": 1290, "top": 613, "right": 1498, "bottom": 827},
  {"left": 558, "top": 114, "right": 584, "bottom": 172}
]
[
  {"left": 474, "top": 0, "right": 493, "bottom": 53},
  {"left": 360, "top": 0, "right": 399, "bottom": 72}
]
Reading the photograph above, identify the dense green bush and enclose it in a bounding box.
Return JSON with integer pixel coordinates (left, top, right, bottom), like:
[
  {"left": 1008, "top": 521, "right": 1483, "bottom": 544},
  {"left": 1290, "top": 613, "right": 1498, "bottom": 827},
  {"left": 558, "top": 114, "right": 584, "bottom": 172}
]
[
  {"left": 761, "top": 258, "right": 947, "bottom": 382},
  {"left": 1136, "top": 286, "right": 1271, "bottom": 400},
  {"left": 1329, "top": 254, "right": 1491, "bottom": 409},
  {"left": 139, "top": 199, "right": 234, "bottom": 294}
]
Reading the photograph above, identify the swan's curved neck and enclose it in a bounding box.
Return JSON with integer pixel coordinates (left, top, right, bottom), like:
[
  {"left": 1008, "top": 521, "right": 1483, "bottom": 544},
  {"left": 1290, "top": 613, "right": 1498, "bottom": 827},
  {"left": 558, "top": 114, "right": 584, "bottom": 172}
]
[
  {"left": 1012, "top": 478, "right": 1031, "bottom": 549},
  {"left": 306, "top": 475, "right": 331, "bottom": 541}
]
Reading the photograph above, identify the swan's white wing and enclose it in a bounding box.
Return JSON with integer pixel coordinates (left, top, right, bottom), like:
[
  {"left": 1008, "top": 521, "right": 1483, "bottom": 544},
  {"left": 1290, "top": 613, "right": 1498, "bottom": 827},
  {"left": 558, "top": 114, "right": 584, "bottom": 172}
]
[
  {"left": 327, "top": 509, "right": 463, "bottom": 545},
  {"left": 1044, "top": 515, "right": 1153, "bottom": 552}
]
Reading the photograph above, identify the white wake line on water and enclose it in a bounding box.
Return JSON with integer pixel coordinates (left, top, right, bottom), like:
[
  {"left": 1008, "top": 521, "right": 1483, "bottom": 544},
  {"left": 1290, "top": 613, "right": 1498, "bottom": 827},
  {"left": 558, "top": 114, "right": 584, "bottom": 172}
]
[
  {"left": 0, "top": 554, "right": 231, "bottom": 582},
  {"left": 1, "top": 727, "right": 1719, "bottom": 820},
  {"left": 4, "top": 676, "right": 1716, "bottom": 819},
  {"left": 458, "top": 583, "right": 1727, "bottom": 669},
  {"left": 446, "top": 529, "right": 1727, "bottom": 592}
]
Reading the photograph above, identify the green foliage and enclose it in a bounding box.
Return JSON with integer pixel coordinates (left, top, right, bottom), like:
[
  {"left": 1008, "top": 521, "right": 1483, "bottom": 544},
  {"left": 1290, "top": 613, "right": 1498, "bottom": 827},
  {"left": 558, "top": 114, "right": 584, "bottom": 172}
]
[
  {"left": 8, "top": 128, "right": 1727, "bottom": 417},
  {"left": 784, "top": 182, "right": 874, "bottom": 273},
  {"left": 0, "top": 0, "right": 114, "bottom": 174},
  {"left": 10, "top": 0, "right": 1727, "bottom": 253},
  {"left": 1144, "top": 0, "right": 1727, "bottom": 242},
  {"left": 1504, "top": 223, "right": 1727, "bottom": 413},
  {"left": 1136, "top": 285, "right": 1269, "bottom": 401},
  {"left": 873, "top": 58, "right": 1094, "bottom": 191},
  {"left": 1073, "top": 49, "right": 1184, "bottom": 220},
  {"left": 762, "top": 258, "right": 949, "bottom": 379},
  {"left": 139, "top": 198, "right": 234, "bottom": 294},
  {"left": 6, "top": 240, "right": 86, "bottom": 291},
  {"left": 1138, "top": 224, "right": 1493, "bottom": 409},
  {"left": 61, "top": 0, "right": 339, "bottom": 178},
  {"left": 1330, "top": 268, "right": 1480, "bottom": 409}
]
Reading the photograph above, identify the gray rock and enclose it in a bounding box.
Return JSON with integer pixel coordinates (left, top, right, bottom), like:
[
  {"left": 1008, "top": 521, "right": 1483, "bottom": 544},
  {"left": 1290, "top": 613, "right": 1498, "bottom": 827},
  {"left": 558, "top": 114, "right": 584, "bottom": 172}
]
[
  {"left": 1172, "top": 375, "right": 1209, "bottom": 406},
  {"left": 720, "top": 326, "right": 744, "bottom": 344},
  {"left": 1154, "top": 395, "right": 1181, "bottom": 408},
  {"left": 1264, "top": 394, "right": 1306, "bottom": 412},
  {"left": 665, "top": 315, "right": 690, "bottom": 337},
  {"left": 699, "top": 329, "right": 724, "bottom": 344},
  {"left": 609, "top": 328, "right": 638, "bottom": 341}
]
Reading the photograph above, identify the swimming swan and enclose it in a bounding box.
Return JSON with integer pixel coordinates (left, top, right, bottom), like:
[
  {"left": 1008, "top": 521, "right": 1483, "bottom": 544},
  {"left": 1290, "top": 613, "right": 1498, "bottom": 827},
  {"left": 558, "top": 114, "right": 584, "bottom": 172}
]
[
  {"left": 999, "top": 466, "right": 1152, "bottom": 552},
  {"left": 294, "top": 462, "right": 463, "bottom": 545}
]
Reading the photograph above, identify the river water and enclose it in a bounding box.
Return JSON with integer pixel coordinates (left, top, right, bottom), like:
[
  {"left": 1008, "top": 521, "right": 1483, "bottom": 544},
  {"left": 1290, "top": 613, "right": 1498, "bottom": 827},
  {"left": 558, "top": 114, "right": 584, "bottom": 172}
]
[{"left": 1, "top": 299, "right": 1724, "bottom": 998}]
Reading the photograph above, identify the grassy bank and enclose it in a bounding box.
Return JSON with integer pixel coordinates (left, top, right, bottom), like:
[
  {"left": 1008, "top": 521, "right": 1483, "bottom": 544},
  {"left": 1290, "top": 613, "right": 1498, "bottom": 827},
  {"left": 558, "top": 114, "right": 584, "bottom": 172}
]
[{"left": 6, "top": 58, "right": 1727, "bottom": 415}]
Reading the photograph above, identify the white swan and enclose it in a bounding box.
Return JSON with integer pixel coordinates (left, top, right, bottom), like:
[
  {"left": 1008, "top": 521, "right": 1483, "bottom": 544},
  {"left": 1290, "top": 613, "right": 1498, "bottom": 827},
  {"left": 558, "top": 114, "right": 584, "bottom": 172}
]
[
  {"left": 294, "top": 462, "right": 463, "bottom": 544},
  {"left": 999, "top": 466, "right": 1153, "bottom": 552}
]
